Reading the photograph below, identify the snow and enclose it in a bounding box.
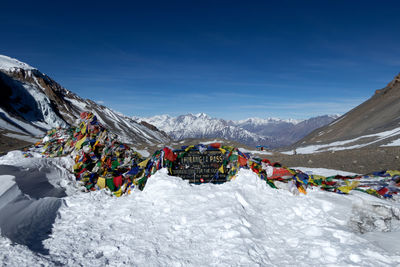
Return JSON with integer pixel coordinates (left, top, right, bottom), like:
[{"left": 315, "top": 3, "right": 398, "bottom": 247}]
[
  {"left": 141, "top": 113, "right": 268, "bottom": 143},
  {"left": 201, "top": 139, "right": 225, "bottom": 145},
  {"left": 236, "top": 117, "right": 303, "bottom": 125},
  {"left": 0, "top": 151, "right": 77, "bottom": 196},
  {"left": 0, "top": 175, "right": 15, "bottom": 196},
  {"left": 290, "top": 167, "right": 358, "bottom": 176},
  {"left": 133, "top": 147, "right": 150, "bottom": 157},
  {"left": 239, "top": 147, "right": 273, "bottom": 155},
  {"left": 64, "top": 97, "right": 87, "bottom": 113},
  {"left": 328, "top": 114, "right": 346, "bottom": 126},
  {"left": 0, "top": 73, "right": 68, "bottom": 136},
  {"left": 64, "top": 98, "right": 169, "bottom": 145},
  {"left": 0, "top": 152, "right": 399, "bottom": 265},
  {"left": 381, "top": 137, "right": 400, "bottom": 147},
  {"left": 3, "top": 133, "right": 40, "bottom": 143},
  {"left": 0, "top": 107, "right": 45, "bottom": 136},
  {"left": 0, "top": 55, "right": 35, "bottom": 71}
]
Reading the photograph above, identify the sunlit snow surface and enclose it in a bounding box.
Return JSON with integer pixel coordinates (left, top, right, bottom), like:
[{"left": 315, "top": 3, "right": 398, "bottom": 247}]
[
  {"left": 0, "top": 152, "right": 399, "bottom": 266},
  {"left": 0, "top": 55, "right": 34, "bottom": 71}
]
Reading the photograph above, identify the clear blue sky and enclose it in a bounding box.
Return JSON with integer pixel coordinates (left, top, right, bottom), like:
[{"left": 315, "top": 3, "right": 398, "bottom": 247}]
[{"left": 2, "top": 0, "right": 400, "bottom": 120}]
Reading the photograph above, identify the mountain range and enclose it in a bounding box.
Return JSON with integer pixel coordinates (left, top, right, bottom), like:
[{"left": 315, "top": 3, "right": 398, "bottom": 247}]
[
  {"left": 0, "top": 55, "right": 170, "bottom": 148},
  {"left": 139, "top": 113, "right": 339, "bottom": 148}
]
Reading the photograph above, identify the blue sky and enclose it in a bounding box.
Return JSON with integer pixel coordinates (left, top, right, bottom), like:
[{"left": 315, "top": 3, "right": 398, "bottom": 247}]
[{"left": 2, "top": 0, "right": 400, "bottom": 120}]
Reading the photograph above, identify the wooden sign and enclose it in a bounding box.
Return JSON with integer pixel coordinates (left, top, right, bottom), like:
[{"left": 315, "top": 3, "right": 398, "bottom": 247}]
[{"left": 170, "top": 149, "right": 227, "bottom": 184}]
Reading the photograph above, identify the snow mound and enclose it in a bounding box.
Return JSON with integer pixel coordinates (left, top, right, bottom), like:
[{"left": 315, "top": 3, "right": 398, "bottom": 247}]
[{"left": 42, "top": 169, "right": 400, "bottom": 266}]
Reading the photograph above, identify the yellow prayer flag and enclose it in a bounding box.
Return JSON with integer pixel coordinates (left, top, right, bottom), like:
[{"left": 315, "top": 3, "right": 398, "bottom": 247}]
[
  {"left": 219, "top": 148, "right": 226, "bottom": 154},
  {"left": 73, "top": 162, "right": 81, "bottom": 171},
  {"left": 97, "top": 177, "right": 106, "bottom": 189},
  {"left": 185, "top": 145, "right": 195, "bottom": 152},
  {"left": 218, "top": 165, "right": 224, "bottom": 174},
  {"left": 138, "top": 159, "right": 150, "bottom": 168},
  {"left": 387, "top": 170, "right": 400, "bottom": 176},
  {"left": 312, "top": 174, "right": 326, "bottom": 180},
  {"left": 298, "top": 185, "right": 307, "bottom": 195},
  {"left": 337, "top": 181, "right": 359, "bottom": 194},
  {"left": 113, "top": 188, "right": 122, "bottom": 197},
  {"left": 75, "top": 136, "right": 87, "bottom": 149}
]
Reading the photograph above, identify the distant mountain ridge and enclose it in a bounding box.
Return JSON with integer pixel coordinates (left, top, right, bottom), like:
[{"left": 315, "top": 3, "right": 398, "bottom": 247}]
[
  {"left": 0, "top": 55, "right": 170, "bottom": 145},
  {"left": 139, "top": 113, "right": 338, "bottom": 148},
  {"left": 140, "top": 113, "right": 273, "bottom": 147}
]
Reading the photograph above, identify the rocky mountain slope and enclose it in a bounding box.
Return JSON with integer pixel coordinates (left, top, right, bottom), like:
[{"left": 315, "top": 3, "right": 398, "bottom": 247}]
[
  {"left": 140, "top": 113, "right": 337, "bottom": 148},
  {"left": 0, "top": 55, "right": 170, "bottom": 146},
  {"left": 288, "top": 73, "right": 400, "bottom": 153}
]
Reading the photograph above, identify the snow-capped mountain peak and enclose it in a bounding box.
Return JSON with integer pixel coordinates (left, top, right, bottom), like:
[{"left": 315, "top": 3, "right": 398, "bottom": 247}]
[
  {"left": 236, "top": 117, "right": 303, "bottom": 126},
  {"left": 140, "top": 113, "right": 337, "bottom": 148},
  {"left": 140, "top": 113, "right": 271, "bottom": 146},
  {"left": 0, "top": 55, "right": 35, "bottom": 72},
  {"left": 193, "top": 112, "right": 210, "bottom": 119}
]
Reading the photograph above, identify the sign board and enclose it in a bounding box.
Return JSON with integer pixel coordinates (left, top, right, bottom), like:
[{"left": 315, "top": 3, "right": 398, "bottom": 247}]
[{"left": 170, "top": 149, "right": 227, "bottom": 184}]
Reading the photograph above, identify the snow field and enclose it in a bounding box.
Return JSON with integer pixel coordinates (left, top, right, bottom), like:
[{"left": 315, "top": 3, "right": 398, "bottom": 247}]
[{"left": 44, "top": 169, "right": 400, "bottom": 266}]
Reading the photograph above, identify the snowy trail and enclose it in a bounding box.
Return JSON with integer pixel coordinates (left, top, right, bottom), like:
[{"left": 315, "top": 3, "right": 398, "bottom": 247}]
[{"left": 0, "top": 152, "right": 399, "bottom": 266}]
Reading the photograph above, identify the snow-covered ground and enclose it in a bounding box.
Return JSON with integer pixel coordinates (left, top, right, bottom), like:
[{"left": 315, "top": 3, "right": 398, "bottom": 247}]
[
  {"left": 0, "top": 151, "right": 399, "bottom": 266},
  {"left": 239, "top": 147, "right": 272, "bottom": 156},
  {"left": 290, "top": 167, "right": 358, "bottom": 177}
]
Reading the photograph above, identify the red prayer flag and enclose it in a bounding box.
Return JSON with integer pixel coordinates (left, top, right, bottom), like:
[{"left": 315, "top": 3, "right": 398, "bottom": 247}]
[
  {"left": 209, "top": 143, "right": 221, "bottom": 148},
  {"left": 113, "top": 175, "right": 123, "bottom": 188},
  {"left": 238, "top": 155, "right": 247, "bottom": 166}
]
